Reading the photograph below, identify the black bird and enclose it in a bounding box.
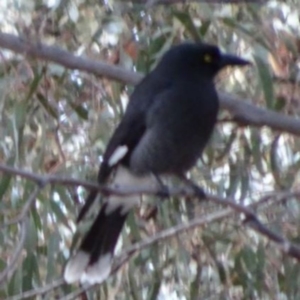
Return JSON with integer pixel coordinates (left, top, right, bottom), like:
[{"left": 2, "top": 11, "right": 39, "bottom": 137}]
[{"left": 64, "top": 42, "right": 250, "bottom": 284}]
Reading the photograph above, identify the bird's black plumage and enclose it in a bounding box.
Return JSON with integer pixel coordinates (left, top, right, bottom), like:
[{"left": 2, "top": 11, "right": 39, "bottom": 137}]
[{"left": 64, "top": 42, "right": 250, "bottom": 284}]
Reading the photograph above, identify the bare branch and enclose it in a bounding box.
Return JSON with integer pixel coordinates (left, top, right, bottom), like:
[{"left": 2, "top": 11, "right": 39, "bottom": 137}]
[
  {"left": 0, "top": 32, "right": 138, "bottom": 84},
  {"left": 61, "top": 285, "right": 93, "bottom": 300},
  {"left": 220, "top": 92, "right": 300, "bottom": 136},
  {"left": 0, "top": 163, "right": 219, "bottom": 199},
  {"left": 0, "top": 163, "right": 105, "bottom": 192},
  {"left": 208, "top": 193, "right": 300, "bottom": 260},
  {"left": 0, "top": 163, "right": 192, "bottom": 198},
  {"left": 7, "top": 278, "right": 65, "bottom": 300},
  {"left": 0, "top": 32, "right": 300, "bottom": 137}
]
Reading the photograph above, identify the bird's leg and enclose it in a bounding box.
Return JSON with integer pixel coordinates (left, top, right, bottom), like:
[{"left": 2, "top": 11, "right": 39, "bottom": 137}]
[
  {"left": 179, "top": 175, "right": 206, "bottom": 200},
  {"left": 141, "top": 174, "right": 170, "bottom": 222},
  {"left": 152, "top": 173, "right": 170, "bottom": 199}
]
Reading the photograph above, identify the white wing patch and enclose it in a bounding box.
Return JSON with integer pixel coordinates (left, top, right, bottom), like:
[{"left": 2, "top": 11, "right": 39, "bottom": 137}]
[{"left": 108, "top": 145, "right": 128, "bottom": 167}]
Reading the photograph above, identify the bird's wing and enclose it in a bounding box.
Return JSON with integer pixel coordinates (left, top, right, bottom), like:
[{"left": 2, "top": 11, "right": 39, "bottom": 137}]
[
  {"left": 77, "top": 76, "right": 169, "bottom": 222},
  {"left": 97, "top": 110, "right": 147, "bottom": 182},
  {"left": 76, "top": 110, "right": 147, "bottom": 222}
]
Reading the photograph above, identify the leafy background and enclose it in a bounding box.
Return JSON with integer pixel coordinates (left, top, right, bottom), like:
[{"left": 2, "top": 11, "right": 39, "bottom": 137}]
[{"left": 1, "top": 0, "right": 300, "bottom": 299}]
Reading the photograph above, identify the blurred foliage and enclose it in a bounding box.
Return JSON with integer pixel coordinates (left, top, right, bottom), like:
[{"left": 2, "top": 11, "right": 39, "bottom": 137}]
[{"left": 0, "top": 0, "right": 300, "bottom": 299}]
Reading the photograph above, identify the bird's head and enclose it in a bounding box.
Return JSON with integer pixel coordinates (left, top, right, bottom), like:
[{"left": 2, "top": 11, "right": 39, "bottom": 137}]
[{"left": 157, "top": 42, "right": 250, "bottom": 79}]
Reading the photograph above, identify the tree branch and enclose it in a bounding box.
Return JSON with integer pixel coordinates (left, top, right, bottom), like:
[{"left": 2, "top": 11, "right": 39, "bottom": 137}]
[
  {"left": 0, "top": 163, "right": 195, "bottom": 198},
  {"left": 0, "top": 32, "right": 300, "bottom": 136},
  {"left": 0, "top": 32, "right": 138, "bottom": 84},
  {"left": 7, "top": 278, "right": 65, "bottom": 300}
]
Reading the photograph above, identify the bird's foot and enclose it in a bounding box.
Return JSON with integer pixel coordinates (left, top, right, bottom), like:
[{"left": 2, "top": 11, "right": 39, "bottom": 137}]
[
  {"left": 152, "top": 173, "right": 170, "bottom": 199},
  {"left": 179, "top": 175, "right": 206, "bottom": 200},
  {"left": 156, "top": 184, "right": 170, "bottom": 199},
  {"left": 188, "top": 183, "right": 206, "bottom": 200}
]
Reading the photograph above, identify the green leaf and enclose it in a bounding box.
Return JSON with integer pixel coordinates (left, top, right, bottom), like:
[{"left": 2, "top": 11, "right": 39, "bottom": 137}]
[
  {"left": 233, "top": 245, "right": 265, "bottom": 297},
  {"left": 11, "top": 101, "right": 27, "bottom": 163},
  {"left": 127, "top": 259, "right": 140, "bottom": 300},
  {"left": 250, "top": 128, "right": 265, "bottom": 176},
  {"left": 222, "top": 18, "right": 271, "bottom": 51},
  {"left": 199, "top": 20, "right": 211, "bottom": 37},
  {"left": 68, "top": 101, "right": 88, "bottom": 120},
  {"left": 24, "top": 215, "right": 37, "bottom": 252},
  {"left": 8, "top": 264, "right": 22, "bottom": 296},
  {"left": 0, "top": 156, "right": 15, "bottom": 201},
  {"left": 254, "top": 55, "right": 274, "bottom": 109},
  {"left": 22, "top": 252, "right": 38, "bottom": 291},
  {"left": 54, "top": 186, "right": 74, "bottom": 212},
  {"left": 273, "top": 96, "right": 286, "bottom": 112},
  {"left": 31, "top": 202, "right": 42, "bottom": 231},
  {"left": 50, "top": 199, "right": 70, "bottom": 226},
  {"left": 190, "top": 265, "right": 201, "bottom": 300},
  {"left": 0, "top": 258, "right": 6, "bottom": 273},
  {"left": 36, "top": 92, "right": 58, "bottom": 119},
  {"left": 270, "top": 135, "right": 283, "bottom": 187},
  {"left": 47, "top": 232, "right": 61, "bottom": 280},
  {"left": 172, "top": 10, "right": 202, "bottom": 41},
  {"left": 13, "top": 101, "right": 27, "bottom": 131},
  {"left": 127, "top": 209, "right": 141, "bottom": 243},
  {"left": 24, "top": 68, "right": 45, "bottom": 103},
  {"left": 148, "top": 270, "right": 162, "bottom": 300},
  {"left": 227, "top": 160, "right": 240, "bottom": 197}
]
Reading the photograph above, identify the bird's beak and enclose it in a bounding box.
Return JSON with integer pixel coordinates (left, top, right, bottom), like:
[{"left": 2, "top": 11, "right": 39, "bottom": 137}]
[{"left": 220, "top": 54, "right": 251, "bottom": 68}]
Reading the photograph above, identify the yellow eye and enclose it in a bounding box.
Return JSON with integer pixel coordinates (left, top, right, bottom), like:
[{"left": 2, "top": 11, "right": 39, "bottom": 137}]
[{"left": 204, "top": 54, "right": 213, "bottom": 63}]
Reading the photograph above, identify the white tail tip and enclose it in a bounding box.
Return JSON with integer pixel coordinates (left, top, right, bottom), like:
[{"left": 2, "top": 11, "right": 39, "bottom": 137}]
[
  {"left": 64, "top": 252, "right": 112, "bottom": 285},
  {"left": 80, "top": 253, "right": 112, "bottom": 285},
  {"left": 64, "top": 251, "right": 90, "bottom": 283}
]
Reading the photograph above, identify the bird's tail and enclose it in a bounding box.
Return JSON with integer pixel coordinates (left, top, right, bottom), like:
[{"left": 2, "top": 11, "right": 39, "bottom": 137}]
[{"left": 64, "top": 166, "right": 154, "bottom": 284}]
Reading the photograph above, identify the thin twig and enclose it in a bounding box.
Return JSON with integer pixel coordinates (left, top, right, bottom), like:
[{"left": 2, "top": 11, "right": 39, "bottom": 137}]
[
  {"left": 61, "top": 285, "right": 92, "bottom": 300},
  {"left": 6, "top": 278, "right": 65, "bottom": 300},
  {"left": 0, "top": 163, "right": 299, "bottom": 204},
  {"left": 208, "top": 193, "right": 300, "bottom": 259},
  {"left": 0, "top": 163, "right": 168, "bottom": 196}
]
